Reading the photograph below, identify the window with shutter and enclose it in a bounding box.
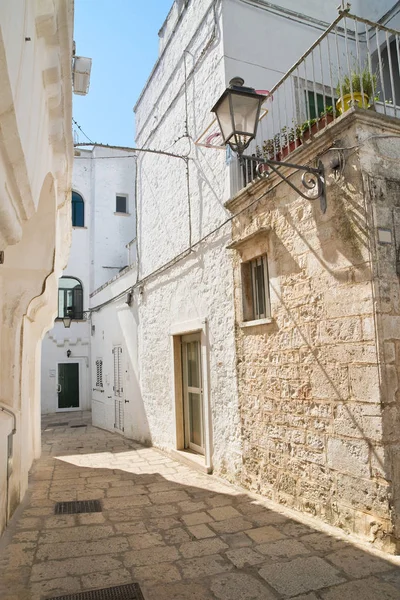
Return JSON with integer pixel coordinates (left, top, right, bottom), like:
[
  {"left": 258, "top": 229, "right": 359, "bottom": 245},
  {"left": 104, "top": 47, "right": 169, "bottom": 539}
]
[
  {"left": 113, "top": 346, "right": 123, "bottom": 397},
  {"left": 95, "top": 359, "right": 103, "bottom": 388}
]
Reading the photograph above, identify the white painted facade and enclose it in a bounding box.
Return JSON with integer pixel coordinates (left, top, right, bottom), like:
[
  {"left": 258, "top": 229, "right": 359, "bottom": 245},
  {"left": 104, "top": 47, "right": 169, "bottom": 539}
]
[
  {"left": 92, "top": 0, "right": 400, "bottom": 477},
  {"left": 0, "top": 0, "right": 74, "bottom": 535},
  {"left": 41, "top": 146, "right": 136, "bottom": 417},
  {"left": 88, "top": 0, "right": 400, "bottom": 481}
]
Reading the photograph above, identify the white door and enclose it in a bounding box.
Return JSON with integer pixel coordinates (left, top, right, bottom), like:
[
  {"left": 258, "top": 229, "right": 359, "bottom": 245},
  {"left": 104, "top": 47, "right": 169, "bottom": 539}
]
[{"left": 182, "top": 333, "right": 204, "bottom": 455}]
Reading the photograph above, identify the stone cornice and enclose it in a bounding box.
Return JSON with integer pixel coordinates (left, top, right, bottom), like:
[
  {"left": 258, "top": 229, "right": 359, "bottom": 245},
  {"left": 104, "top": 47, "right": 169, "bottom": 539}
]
[{"left": 224, "top": 108, "right": 400, "bottom": 215}]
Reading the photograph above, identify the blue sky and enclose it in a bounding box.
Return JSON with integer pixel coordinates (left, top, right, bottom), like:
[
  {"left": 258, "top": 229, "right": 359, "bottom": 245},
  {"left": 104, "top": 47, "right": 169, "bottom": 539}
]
[{"left": 73, "top": 0, "right": 173, "bottom": 147}]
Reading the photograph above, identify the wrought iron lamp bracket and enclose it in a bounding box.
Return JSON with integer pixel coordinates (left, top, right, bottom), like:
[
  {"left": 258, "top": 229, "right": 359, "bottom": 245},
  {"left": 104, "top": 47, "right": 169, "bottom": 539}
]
[{"left": 240, "top": 155, "right": 327, "bottom": 214}]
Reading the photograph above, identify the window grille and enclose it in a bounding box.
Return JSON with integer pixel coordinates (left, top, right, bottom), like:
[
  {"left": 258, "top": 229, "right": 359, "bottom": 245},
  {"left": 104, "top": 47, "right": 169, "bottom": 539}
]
[
  {"left": 241, "top": 254, "right": 271, "bottom": 322},
  {"left": 95, "top": 359, "right": 103, "bottom": 388}
]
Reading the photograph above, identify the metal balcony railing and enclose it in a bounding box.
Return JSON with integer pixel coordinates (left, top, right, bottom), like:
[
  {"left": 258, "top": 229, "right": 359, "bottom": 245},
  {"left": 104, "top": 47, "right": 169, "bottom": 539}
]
[{"left": 231, "top": 8, "right": 400, "bottom": 193}]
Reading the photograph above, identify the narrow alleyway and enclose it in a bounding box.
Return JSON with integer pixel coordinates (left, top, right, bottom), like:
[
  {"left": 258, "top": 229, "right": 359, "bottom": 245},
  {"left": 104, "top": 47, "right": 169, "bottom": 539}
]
[{"left": 1, "top": 413, "right": 400, "bottom": 600}]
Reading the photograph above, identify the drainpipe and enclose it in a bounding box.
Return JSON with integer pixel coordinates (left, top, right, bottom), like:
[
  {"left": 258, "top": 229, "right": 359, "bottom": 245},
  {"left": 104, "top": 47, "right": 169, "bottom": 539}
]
[{"left": 0, "top": 404, "right": 17, "bottom": 527}]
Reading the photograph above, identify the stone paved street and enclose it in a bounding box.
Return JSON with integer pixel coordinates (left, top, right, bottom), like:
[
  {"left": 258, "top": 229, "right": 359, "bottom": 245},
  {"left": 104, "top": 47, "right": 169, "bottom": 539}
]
[{"left": 1, "top": 412, "right": 400, "bottom": 600}]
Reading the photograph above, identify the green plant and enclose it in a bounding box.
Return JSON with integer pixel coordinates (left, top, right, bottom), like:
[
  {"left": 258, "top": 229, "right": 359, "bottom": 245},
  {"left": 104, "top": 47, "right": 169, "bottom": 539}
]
[{"left": 336, "top": 64, "right": 378, "bottom": 98}]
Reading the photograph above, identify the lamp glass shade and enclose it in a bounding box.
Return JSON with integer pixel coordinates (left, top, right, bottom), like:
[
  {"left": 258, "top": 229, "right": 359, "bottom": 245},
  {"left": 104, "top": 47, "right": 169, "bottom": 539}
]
[
  {"left": 73, "top": 56, "right": 92, "bottom": 96},
  {"left": 214, "top": 94, "right": 234, "bottom": 144},
  {"left": 62, "top": 316, "right": 72, "bottom": 328},
  {"left": 231, "top": 93, "right": 261, "bottom": 139},
  {"left": 212, "top": 86, "right": 264, "bottom": 154}
]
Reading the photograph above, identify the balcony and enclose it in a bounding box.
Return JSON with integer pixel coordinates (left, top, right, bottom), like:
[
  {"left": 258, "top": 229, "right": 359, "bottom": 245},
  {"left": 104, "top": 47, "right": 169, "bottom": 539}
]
[{"left": 227, "top": 9, "right": 400, "bottom": 195}]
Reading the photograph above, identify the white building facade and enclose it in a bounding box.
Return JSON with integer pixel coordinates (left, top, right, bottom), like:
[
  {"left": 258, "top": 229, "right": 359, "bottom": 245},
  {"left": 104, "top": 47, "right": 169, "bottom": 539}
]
[
  {"left": 0, "top": 0, "right": 74, "bottom": 536},
  {"left": 41, "top": 146, "right": 136, "bottom": 417},
  {"left": 88, "top": 0, "right": 400, "bottom": 484}
]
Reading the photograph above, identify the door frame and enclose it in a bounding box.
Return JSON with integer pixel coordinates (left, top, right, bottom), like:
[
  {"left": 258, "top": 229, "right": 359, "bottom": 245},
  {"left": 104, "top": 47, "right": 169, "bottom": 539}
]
[
  {"left": 56, "top": 359, "right": 85, "bottom": 412},
  {"left": 171, "top": 318, "right": 213, "bottom": 472}
]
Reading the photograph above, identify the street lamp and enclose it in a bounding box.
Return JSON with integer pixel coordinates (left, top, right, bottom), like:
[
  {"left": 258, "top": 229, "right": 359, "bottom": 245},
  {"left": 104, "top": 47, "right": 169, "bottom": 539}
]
[
  {"left": 62, "top": 316, "right": 72, "bottom": 328},
  {"left": 211, "top": 77, "right": 326, "bottom": 213},
  {"left": 211, "top": 77, "right": 265, "bottom": 155}
]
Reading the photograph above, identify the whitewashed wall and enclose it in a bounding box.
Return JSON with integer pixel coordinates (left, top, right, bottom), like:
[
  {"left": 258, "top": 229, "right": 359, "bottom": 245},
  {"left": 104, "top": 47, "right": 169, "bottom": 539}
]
[
  {"left": 90, "top": 267, "right": 144, "bottom": 442},
  {"left": 132, "top": 0, "right": 242, "bottom": 477},
  {"left": 0, "top": 0, "right": 73, "bottom": 536},
  {"left": 41, "top": 147, "right": 136, "bottom": 415}
]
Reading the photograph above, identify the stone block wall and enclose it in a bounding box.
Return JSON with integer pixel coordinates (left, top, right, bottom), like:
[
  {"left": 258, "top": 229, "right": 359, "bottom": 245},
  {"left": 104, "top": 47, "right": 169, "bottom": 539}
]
[{"left": 227, "top": 110, "right": 400, "bottom": 552}]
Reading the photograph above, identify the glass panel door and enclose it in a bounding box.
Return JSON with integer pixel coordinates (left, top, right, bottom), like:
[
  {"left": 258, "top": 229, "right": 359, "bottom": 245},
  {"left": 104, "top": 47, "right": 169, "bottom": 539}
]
[
  {"left": 57, "top": 363, "right": 79, "bottom": 410},
  {"left": 182, "top": 334, "right": 204, "bottom": 455}
]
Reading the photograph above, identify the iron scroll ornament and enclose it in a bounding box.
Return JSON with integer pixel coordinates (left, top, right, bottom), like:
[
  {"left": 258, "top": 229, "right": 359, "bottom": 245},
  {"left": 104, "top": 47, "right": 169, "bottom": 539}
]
[{"left": 240, "top": 155, "right": 326, "bottom": 214}]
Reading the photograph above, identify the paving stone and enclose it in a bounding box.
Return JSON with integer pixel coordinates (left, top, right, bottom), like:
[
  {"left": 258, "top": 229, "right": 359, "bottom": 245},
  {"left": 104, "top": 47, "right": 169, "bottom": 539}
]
[
  {"left": 245, "top": 525, "right": 286, "bottom": 543},
  {"left": 300, "top": 532, "right": 349, "bottom": 554},
  {"left": 221, "top": 532, "right": 254, "bottom": 548},
  {"left": 77, "top": 512, "right": 106, "bottom": 525},
  {"left": 321, "top": 576, "right": 400, "bottom": 599},
  {"left": 181, "top": 511, "right": 214, "bottom": 526},
  {"left": 163, "top": 527, "right": 191, "bottom": 544},
  {"left": 39, "top": 524, "right": 114, "bottom": 543},
  {"left": 326, "top": 547, "right": 394, "bottom": 578},
  {"left": 102, "top": 495, "right": 151, "bottom": 509},
  {"left": 142, "top": 582, "right": 215, "bottom": 600},
  {"left": 43, "top": 515, "right": 77, "bottom": 529},
  {"left": 179, "top": 537, "right": 228, "bottom": 558},
  {"left": 188, "top": 524, "right": 216, "bottom": 539},
  {"left": 4, "top": 414, "right": 400, "bottom": 600},
  {"left": 179, "top": 554, "right": 233, "bottom": 579},
  {"left": 281, "top": 522, "right": 316, "bottom": 537},
  {"left": 225, "top": 547, "right": 265, "bottom": 568},
  {"left": 132, "top": 562, "right": 182, "bottom": 584},
  {"left": 115, "top": 521, "right": 147, "bottom": 535},
  {"left": 146, "top": 516, "right": 180, "bottom": 531},
  {"left": 210, "top": 516, "right": 253, "bottom": 534},
  {"left": 257, "top": 538, "right": 310, "bottom": 560},
  {"left": 36, "top": 536, "right": 129, "bottom": 560},
  {"left": 128, "top": 532, "right": 165, "bottom": 549},
  {"left": 81, "top": 568, "right": 133, "bottom": 590},
  {"left": 31, "top": 556, "right": 124, "bottom": 580},
  {"left": 149, "top": 490, "right": 190, "bottom": 504},
  {"left": 259, "top": 556, "right": 346, "bottom": 596},
  {"left": 123, "top": 545, "right": 180, "bottom": 567},
  {"left": 178, "top": 500, "right": 207, "bottom": 513},
  {"left": 208, "top": 506, "right": 241, "bottom": 521},
  {"left": 210, "top": 572, "right": 278, "bottom": 600},
  {"left": 30, "top": 576, "right": 81, "bottom": 599},
  {"left": 145, "top": 504, "right": 179, "bottom": 517},
  {"left": 4, "top": 543, "right": 36, "bottom": 569},
  {"left": 106, "top": 485, "right": 148, "bottom": 497}
]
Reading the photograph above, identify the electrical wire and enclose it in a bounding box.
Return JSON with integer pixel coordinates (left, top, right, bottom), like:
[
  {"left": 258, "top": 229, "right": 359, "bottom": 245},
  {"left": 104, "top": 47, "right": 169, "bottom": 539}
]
[
  {"left": 72, "top": 118, "right": 94, "bottom": 144},
  {"left": 88, "top": 167, "right": 307, "bottom": 314}
]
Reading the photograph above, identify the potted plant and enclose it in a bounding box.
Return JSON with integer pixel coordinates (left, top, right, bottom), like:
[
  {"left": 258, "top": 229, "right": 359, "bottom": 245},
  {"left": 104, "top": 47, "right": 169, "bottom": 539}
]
[
  {"left": 336, "top": 65, "right": 378, "bottom": 114},
  {"left": 300, "top": 106, "right": 335, "bottom": 142}
]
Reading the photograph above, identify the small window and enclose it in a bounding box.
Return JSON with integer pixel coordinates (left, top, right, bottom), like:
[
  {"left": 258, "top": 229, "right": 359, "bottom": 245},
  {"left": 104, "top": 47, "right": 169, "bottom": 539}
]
[
  {"left": 58, "top": 277, "right": 83, "bottom": 320},
  {"left": 241, "top": 254, "right": 270, "bottom": 321},
  {"left": 307, "top": 91, "right": 335, "bottom": 120},
  {"left": 72, "top": 192, "right": 84, "bottom": 227},
  {"left": 95, "top": 359, "right": 103, "bottom": 388},
  {"left": 116, "top": 195, "right": 127, "bottom": 214}
]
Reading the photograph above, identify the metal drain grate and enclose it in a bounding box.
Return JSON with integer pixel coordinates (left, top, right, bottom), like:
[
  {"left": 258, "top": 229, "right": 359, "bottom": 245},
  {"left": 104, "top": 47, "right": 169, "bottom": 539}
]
[
  {"left": 54, "top": 500, "right": 102, "bottom": 515},
  {"left": 47, "top": 583, "right": 144, "bottom": 600},
  {"left": 70, "top": 424, "right": 87, "bottom": 428}
]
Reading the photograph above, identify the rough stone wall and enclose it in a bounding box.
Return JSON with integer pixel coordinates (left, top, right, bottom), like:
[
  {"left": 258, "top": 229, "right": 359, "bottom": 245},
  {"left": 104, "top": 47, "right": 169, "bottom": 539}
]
[{"left": 227, "top": 110, "right": 400, "bottom": 552}]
